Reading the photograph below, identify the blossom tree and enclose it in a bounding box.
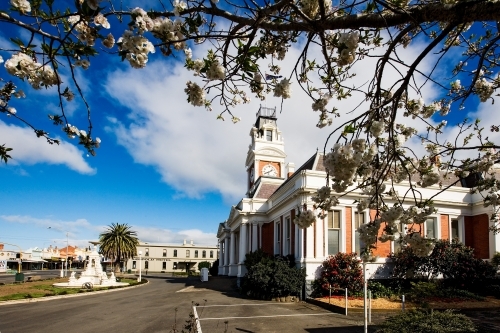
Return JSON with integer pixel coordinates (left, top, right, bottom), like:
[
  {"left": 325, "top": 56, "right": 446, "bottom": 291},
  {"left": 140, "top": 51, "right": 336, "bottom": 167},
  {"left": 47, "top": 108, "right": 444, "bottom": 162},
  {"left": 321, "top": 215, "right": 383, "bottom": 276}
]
[{"left": 2, "top": 0, "right": 500, "bottom": 257}]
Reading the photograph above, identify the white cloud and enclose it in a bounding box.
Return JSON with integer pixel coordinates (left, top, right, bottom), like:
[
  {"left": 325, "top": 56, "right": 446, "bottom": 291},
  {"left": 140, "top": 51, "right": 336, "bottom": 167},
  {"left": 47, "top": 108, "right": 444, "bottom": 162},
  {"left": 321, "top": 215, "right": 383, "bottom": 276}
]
[
  {"left": 0, "top": 120, "right": 96, "bottom": 174},
  {"left": 133, "top": 226, "right": 217, "bottom": 246},
  {"left": 103, "top": 34, "right": 466, "bottom": 202}
]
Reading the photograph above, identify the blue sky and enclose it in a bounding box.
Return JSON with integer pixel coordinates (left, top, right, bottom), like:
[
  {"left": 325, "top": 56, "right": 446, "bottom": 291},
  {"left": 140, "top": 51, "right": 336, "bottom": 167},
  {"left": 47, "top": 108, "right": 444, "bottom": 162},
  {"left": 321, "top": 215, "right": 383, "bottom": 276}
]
[{"left": 0, "top": 2, "right": 496, "bottom": 251}]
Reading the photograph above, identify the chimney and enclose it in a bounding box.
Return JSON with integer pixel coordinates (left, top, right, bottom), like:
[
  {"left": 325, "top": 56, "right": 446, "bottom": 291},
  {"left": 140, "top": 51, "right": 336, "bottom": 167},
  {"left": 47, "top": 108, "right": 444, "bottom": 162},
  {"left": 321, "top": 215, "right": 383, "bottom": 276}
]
[
  {"left": 183, "top": 239, "right": 186, "bottom": 245},
  {"left": 0, "top": 244, "right": 3, "bottom": 250},
  {"left": 190, "top": 240, "right": 194, "bottom": 246},
  {"left": 286, "top": 162, "right": 295, "bottom": 178}
]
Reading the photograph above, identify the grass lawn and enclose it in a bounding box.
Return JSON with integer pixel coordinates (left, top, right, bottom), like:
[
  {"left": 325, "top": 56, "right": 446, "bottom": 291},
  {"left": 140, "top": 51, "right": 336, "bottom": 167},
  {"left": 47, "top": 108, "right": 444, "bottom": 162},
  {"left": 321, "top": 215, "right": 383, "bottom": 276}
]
[{"left": 0, "top": 277, "right": 144, "bottom": 302}]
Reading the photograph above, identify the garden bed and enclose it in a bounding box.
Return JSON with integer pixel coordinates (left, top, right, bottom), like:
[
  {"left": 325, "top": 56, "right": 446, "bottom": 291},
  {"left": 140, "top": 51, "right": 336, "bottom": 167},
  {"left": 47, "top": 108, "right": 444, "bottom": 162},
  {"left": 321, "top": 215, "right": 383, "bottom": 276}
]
[
  {"left": 0, "top": 277, "right": 143, "bottom": 302},
  {"left": 314, "top": 295, "right": 500, "bottom": 310}
]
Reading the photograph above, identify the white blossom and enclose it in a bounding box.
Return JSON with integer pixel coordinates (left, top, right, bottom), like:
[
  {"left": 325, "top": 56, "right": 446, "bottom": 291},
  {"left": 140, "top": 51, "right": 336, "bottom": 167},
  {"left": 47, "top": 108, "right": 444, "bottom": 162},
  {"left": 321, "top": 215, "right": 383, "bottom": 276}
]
[
  {"left": 184, "top": 81, "right": 206, "bottom": 107},
  {"left": 370, "top": 120, "right": 384, "bottom": 137},
  {"left": 273, "top": 78, "right": 291, "bottom": 99},
  {"left": 10, "top": 0, "right": 31, "bottom": 13},
  {"left": 94, "top": 13, "right": 110, "bottom": 29},
  {"left": 294, "top": 209, "right": 316, "bottom": 229}
]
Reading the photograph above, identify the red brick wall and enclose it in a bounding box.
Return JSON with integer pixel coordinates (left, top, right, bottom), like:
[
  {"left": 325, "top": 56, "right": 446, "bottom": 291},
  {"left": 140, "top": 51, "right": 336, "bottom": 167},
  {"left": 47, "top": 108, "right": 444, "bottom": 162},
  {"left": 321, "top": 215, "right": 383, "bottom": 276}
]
[
  {"left": 440, "top": 214, "right": 449, "bottom": 241},
  {"left": 261, "top": 222, "right": 274, "bottom": 256},
  {"left": 464, "top": 214, "right": 490, "bottom": 259},
  {"left": 370, "top": 210, "right": 391, "bottom": 257},
  {"left": 345, "top": 207, "right": 352, "bottom": 253}
]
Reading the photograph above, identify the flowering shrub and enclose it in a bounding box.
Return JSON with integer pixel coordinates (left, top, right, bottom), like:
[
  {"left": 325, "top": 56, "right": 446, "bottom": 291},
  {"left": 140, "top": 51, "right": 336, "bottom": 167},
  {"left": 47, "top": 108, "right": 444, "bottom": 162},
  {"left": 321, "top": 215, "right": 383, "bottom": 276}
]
[{"left": 314, "top": 253, "right": 363, "bottom": 296}]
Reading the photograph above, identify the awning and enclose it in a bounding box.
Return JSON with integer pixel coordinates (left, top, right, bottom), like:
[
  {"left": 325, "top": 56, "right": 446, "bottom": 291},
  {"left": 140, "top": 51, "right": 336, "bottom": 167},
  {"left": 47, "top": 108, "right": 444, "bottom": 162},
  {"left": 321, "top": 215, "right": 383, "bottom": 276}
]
[{"left": 22, "top": 259, "right": 48, "bottom": 263}]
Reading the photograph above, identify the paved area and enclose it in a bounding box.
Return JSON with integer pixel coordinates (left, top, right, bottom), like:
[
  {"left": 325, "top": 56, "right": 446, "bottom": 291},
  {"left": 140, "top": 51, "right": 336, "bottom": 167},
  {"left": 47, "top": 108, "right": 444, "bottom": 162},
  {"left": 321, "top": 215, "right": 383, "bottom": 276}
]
[{"left": 1, "top": 274, "right": 497, "bottom": 332}]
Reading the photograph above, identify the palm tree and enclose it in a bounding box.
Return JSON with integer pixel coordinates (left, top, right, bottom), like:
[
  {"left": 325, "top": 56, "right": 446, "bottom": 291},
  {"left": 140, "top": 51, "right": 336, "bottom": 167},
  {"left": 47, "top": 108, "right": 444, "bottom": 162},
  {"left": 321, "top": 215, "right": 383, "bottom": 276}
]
[{"left": 99, "top": 223, "right": 139, "bottom": 273}]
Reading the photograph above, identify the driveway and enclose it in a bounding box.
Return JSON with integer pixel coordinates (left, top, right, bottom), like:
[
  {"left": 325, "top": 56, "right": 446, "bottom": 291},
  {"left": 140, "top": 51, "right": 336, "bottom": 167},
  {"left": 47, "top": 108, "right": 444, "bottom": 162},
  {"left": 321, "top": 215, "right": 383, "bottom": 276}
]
[{"left": 0, "top": 274, "right": 384, "bottom": 332}]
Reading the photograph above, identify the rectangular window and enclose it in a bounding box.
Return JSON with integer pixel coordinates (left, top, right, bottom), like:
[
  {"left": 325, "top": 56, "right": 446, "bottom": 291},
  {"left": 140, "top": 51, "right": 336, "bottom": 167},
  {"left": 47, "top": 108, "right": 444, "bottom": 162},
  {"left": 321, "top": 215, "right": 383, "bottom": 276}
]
[
  {"left": 186, "top": 250, "right": 190, "bottom": 258},
  {"left": 132, "top": 261, "right": 136, "bottom": 269},
  {"left": 354, "top": 212, "right": 365, "bottom": 254},
  {"left": 426, "top": 218, "right": 436, "bottom": 239},
  {"left": 145, "top": 248, "right": 149, "bottom": 257},
  {"left": 195, "top": 250, "right": 198, "bottom": 258},
  {"left": 276, "top": 221, "right": 281, "bottom": 255},
  {"left": 202, "top": 250, "right": 206, "bottom": 258},
  {"left": 210, "top": 250, "right": 213, "bottom": 258},
  {"left": 144, "top": 261, "right": 148, "bottom": 269},
  {"left": 163, "top": 249, "right": 167, "bottom": 257},
  {"left": 266, "top": 130, "right": 272, "bottom": 141},
  {"left": 451, "top": 218, "right": 459, "bottom": 240},
  {"left": 328, "top": 210, "right": 341, "bottom": 255},
  {"left": 162, "top": 262, "right": 166, "bottom": 270},
  {"left": 173, "top": 250, "right": 177, "bottom": 257}
]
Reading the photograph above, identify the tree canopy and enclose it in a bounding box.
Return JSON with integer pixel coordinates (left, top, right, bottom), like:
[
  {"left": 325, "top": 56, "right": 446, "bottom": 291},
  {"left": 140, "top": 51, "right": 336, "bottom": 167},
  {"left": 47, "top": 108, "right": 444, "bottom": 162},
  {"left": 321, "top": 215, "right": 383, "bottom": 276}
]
[
  {"left": 2, "top": 0, "right": 500, "bottom": 257},
  {"left": 99, "top": 223, "right": 139, "bottom": 271}
]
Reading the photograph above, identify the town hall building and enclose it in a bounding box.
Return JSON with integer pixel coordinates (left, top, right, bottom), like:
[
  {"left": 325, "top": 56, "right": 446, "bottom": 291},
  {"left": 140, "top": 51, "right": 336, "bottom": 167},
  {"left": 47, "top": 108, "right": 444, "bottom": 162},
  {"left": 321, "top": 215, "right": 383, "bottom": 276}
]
[{"left": 216, "top": 106, "right": 500, "bottom": 292}]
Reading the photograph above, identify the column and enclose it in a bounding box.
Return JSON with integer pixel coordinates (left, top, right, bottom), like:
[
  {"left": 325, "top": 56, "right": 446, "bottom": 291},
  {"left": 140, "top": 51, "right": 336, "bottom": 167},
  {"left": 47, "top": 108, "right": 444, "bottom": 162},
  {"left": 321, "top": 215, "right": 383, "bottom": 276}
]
[
  {"left": 219, "top": 240, "right": 224, "bottom": 266},
  {"left": 294, "top": 223, "right": 299, "bottom": 259},
  {"left": 224, "top": 237, "right": 229, "bottom": 266},
  {"left": 259, "top": 223, "right": 263, "bottom": 249},
  {"left": 229, "top": 232, "right": 235, "bottom": 265},
  {"left": 239, "top": 223, "right": 248, "bottom": 263},
  {"left": 251, "top": 223, "right": 258, "bottom": 252}
]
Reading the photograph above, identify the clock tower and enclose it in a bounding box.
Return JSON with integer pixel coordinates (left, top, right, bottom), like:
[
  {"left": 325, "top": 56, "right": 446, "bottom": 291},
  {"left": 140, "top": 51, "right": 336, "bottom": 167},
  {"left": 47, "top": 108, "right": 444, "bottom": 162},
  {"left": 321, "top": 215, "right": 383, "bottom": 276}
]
[{"left": 246, "top": 105, "right": 286, "bottom": 195}]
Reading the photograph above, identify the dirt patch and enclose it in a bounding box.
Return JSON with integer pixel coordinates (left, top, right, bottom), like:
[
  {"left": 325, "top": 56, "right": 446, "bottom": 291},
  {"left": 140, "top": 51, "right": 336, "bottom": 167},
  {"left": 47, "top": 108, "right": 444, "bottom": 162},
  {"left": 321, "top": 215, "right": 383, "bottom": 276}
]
[
  {"left": 315, "top": 295, "right": 500, "bottom": 310},
  {"left": 0, "top": 278, "right": 69, "bottom": 298}
]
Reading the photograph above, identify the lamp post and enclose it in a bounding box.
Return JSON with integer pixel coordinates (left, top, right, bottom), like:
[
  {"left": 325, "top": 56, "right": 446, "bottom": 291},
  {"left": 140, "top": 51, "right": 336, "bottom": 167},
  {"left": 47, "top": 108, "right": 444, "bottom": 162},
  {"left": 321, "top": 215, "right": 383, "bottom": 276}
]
[
  {"left": 138, "top": 250, "right": 142, "bottom": 282},
  {"left": 65, "top": 232, "right": 69, "bottom": 277}
]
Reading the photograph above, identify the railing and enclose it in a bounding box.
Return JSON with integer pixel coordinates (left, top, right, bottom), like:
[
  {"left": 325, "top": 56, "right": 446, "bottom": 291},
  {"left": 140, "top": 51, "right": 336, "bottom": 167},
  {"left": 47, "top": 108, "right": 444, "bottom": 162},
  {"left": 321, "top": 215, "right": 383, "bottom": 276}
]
[{"left": 256, "top": 105, "right": 276, "bottom": 118}]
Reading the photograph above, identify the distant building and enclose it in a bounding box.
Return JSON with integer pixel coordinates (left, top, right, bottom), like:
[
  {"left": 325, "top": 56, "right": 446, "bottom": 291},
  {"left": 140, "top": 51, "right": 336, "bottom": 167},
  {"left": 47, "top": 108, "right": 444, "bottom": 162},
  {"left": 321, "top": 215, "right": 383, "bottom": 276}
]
[
  {"left": 216, "top": 106, "right": 500, "bottom": 294},
  {"left": 124, "top": 240, "right": 218, "bottom": 273}
]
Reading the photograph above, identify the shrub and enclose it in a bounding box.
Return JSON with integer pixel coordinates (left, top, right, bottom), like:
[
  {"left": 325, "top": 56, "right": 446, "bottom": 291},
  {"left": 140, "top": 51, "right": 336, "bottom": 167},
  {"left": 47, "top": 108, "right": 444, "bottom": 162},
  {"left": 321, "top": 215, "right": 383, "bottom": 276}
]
[
  {"left": 244, "top": 248, "right": 272, "bottom": 270},
  {"left": 368, "top": 281, "right": 396, "bottom": 299},
  {"left": 491, "top": 252, "right": 500, "bottom": 267},
  {"left": 313, "top": 253, "right": 363, "bottom": 296},
  {"left": 390, "top": 239, "right": 496, "bottom": 288},
  {"left": 408, "top": 281, "right": 484, "bottom": 303},
  {"left": 376, "top": 309, "right": 477, "bottom": 333},
  {"left": 198, "top": 261, "right": 211, "bottom": 270},
  {"left": 242, "top": 251, "right": 305, "bottom": 299},
  {"left": 209, "top": 259, "right": 219, "bottom": 276}
]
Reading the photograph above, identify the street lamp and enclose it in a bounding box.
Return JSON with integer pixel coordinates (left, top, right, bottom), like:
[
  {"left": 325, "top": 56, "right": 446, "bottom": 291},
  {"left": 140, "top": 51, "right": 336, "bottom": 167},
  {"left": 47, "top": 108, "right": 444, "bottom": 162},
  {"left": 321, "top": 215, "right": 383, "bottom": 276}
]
[
  {"left": 138, "top": 250, "right": 142, "bottom": 282},
  {"left": 65, "top": 232, "right": 69, "bottom": 277}
]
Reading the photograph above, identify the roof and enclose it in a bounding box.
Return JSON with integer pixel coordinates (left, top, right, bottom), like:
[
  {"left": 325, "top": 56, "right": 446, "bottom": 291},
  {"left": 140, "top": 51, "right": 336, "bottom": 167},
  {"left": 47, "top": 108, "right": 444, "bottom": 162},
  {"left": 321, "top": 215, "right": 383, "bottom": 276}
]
[{"left": 254, "top": 183, "right": 282, "bottom": 199}]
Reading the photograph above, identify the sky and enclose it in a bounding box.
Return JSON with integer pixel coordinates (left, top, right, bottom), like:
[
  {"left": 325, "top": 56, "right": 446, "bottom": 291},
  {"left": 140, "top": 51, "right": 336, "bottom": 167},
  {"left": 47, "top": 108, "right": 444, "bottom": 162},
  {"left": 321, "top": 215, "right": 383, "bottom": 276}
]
[{"left": 0, "top": 2, "right": 497, "bottom": 252}]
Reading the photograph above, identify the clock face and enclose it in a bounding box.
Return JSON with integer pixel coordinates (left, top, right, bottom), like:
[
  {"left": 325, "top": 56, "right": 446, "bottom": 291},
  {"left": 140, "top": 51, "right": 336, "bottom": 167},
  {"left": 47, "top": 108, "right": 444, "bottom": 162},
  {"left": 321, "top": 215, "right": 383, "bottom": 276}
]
[{"left": 262, "top": 164, "right": 278, "bottom": 177}]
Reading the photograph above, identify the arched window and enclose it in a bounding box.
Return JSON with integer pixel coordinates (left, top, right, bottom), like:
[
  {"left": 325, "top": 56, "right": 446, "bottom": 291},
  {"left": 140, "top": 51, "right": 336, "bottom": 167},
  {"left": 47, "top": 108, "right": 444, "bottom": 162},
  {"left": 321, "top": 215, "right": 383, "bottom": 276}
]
[
  {"left": 173, "top": 250, "right": 178, "bottom": 257},
  {"left": 202, "top": 250, "right": 206, "bottom": 258}
]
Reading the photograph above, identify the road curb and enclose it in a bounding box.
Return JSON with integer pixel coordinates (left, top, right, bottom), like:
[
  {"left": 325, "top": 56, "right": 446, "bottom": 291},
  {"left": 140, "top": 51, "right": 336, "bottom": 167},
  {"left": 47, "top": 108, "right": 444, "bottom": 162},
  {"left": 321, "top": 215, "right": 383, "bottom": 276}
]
[{"left": 0, "top": 280, "right": 149, "bottom": 306}]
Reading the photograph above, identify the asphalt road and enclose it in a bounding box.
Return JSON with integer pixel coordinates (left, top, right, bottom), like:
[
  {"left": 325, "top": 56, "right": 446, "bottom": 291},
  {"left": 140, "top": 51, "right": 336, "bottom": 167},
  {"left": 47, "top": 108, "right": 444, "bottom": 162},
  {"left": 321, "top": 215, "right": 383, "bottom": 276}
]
[
  {"left": 0, "top": 270, "right": 75, "bottom": 283},
  {"left": 0, "top": 275, "right": 386, "bottom": 333}
]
